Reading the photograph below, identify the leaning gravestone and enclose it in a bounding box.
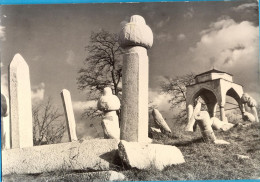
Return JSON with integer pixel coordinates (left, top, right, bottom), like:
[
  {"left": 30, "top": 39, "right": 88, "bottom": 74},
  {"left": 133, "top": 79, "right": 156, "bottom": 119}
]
[
  {"left": 119, "top": 15, "right": 153, "bottom": 142},
  {"left": 9, "top": 53, "right": 33, "bottom": 148},
  {"left": 61, "top": 89, "right": 78, "bottom": 141},
  {"left": 152, "top": 109, "right": 172, "bottom": 134}
]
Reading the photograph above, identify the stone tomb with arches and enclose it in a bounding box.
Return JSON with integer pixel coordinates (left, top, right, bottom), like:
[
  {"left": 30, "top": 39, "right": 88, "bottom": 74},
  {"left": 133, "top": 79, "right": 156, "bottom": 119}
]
[{"left": 186, "top": 69, "right": 244, "bottom": 123}]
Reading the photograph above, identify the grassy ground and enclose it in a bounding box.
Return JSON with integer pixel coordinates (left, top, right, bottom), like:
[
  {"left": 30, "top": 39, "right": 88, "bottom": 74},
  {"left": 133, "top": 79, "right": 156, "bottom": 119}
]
[
  {"left": 3, "top": 122, "right": 260, "bottom": 181},
  {"left": 123, "top": 122, "right": 260, "bottom": 181}
]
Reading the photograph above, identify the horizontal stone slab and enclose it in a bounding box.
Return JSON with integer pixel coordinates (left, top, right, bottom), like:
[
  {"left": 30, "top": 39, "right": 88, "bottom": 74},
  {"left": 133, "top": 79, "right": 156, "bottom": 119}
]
[
  {"left": 2, "top": 139, "right": 119, "bottom": 175},
  {"left": 3, "top": 171, "right": 125, "bottom": 181}
]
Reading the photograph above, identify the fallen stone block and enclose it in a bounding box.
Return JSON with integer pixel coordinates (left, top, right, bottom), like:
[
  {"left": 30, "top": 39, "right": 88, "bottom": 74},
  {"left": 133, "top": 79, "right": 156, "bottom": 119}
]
[
  {"left": 118, "top": 140, "right": 185, "bottom": 171},
  {"left": 2, "top": 139, "right": 119, "bottom": 175}
]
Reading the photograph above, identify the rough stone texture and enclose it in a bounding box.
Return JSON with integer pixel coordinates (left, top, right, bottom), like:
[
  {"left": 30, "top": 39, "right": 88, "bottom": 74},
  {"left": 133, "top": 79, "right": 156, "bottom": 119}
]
[
  {"left": 211, "top": 117, "right": 234, "bottom": 131},
  {"left": 120, "top": 15, "right": 153, "bottom": 143},
  {"left": 61, "top": 89, "right": 78, "bottom": 141},
  {"left": 97, "top": 87, "right": 120, "bottom": 112},
  {"left": 102, "top": 111, "right": 120, "bottom": 139},
  {"left": 194, "top": 111, "right": 216, "bottom": 142},
  {"left": 1, "top": 94, "right": 11, "bottom": 150},
  {"left": 9, "top": 53, "right": 33, "bottom": 149},
  {"left": 119, "top": 15, "right": 153, "bottom": 49},
  {"left": 118, "top": 140, "right": 185, "bottom": 171},
  {"left": 2, "top": 139, "right": 119, "bottom": 175},
  {"left": 152, "top": 109, "right": 171, "bottom": 134}
]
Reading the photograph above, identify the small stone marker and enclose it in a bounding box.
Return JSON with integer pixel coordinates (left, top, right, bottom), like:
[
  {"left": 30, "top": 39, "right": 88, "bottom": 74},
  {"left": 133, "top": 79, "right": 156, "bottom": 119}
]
[
  {"left": 61, "top": 89, "right": 77, "bottom": 141},
  {"left": 9, "top": 53, "right": 33, "bottom": 148},
  {"left": 119, "top": 15, "right": 153, "bottom": 142},
  {"left": 152, "top": 109, "right": 172, "bottom": 134},
  {"left": 1, "top": 94, "right": 11, "bottom": 149},
  {"left": 97, "top": 87, "right": 120, "bottom": 139}
]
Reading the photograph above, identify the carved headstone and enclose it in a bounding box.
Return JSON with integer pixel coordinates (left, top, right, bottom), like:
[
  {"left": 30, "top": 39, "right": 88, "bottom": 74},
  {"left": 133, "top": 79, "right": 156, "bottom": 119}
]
[
  {"left": 98, "top": 87, "right": 120, "bottom": 139},
  {"left": 61, "top": 89, "right": 78, "bottom": 141},
  {"left": 119, "top": 15, "right": 153, "bottom": 142},
  {"left": 9, "top": 54, "right": 33, "bottom": 148}
]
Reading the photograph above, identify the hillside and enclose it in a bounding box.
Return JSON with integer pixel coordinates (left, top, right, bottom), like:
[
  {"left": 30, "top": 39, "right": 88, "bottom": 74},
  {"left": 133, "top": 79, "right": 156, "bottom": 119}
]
[{"left": 3, "top": 122, "right": 260, "bottom": 181}]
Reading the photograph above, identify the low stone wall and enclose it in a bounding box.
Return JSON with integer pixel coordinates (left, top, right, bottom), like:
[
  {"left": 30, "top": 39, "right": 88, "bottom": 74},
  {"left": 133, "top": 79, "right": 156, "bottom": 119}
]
[{"left": 2, "top": 139, "right": 119, "bottom": 175}]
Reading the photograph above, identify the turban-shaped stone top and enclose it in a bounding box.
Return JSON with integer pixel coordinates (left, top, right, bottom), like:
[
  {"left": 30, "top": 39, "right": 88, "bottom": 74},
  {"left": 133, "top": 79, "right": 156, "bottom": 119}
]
[
  {"left": 97, "top": 87, "right": 121, "bottom": 112},
  {"left": 241, "top": 93, "right": 257, "bottom": 107},
  {"left": 119, "top": 15, "right": 153, "bottom": 49}
]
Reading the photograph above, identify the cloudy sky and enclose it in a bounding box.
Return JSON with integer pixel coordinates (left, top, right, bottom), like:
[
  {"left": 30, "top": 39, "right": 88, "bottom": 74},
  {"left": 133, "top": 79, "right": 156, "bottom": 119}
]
[{"left": 0, "top": 0, "right": 259, "bottom": 139}]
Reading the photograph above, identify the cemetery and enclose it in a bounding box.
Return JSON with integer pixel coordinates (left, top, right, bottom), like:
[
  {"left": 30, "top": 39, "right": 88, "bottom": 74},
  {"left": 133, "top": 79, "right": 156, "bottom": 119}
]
[{"left": 1, "top": 15, "right": 260, "bottom": 181}]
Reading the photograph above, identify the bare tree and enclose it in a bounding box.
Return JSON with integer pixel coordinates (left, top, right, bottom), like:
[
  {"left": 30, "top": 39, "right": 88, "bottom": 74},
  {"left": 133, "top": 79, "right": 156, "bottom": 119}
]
[
  {"left": 77, "top": 29, "right": 123, "bottom": 118},
  {"left": 33, "top": 98, "right": 66, "bottom": 145},
  {"left": 160, "top": 73, "right": 195, "bottom": 123}
]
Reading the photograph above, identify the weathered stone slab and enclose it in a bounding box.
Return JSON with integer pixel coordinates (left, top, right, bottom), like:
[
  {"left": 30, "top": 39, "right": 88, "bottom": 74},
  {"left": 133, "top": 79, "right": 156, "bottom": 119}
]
[
  {"left": 61, "top": 89, "right": 78, "bottom": 141},
  {"left": 2, "top": 139, "right": 119, "bottom": 175},
  {"left": 9, "top": 53, "right": 33, "bottom": 148},
  {"left": 118, "top": 140, "right": 185, "bottom": 171}
]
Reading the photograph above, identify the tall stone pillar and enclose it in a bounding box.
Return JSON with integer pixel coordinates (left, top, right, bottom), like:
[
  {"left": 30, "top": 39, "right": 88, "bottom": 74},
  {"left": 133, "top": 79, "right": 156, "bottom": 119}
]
[
  {"left": 119, "top": 15, "right": 153, "bottom": 142},
  {"left": 9, "top": 54, "right": 33, "bottom": 148}
]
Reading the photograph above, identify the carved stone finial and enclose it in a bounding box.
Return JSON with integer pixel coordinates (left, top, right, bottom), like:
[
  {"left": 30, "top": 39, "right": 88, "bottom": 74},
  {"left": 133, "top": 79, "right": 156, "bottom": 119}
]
[{"left": 119, "top": 15, "right": 153, "bottom": 49}]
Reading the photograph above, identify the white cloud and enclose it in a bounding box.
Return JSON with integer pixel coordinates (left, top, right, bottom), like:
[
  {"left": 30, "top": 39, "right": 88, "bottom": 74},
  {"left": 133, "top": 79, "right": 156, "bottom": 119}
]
[
  {"left": 155, "top": 32, "right": 173, "bottom": 42},
  {"left": 1, "top": 73, "right": 8, "bottom": 96},
  {"left": 156, "top": 16, "right": 171, "bottom": 28},
  {"left": 0, "top": 25, "right": 5, "bottom": 41},
  {"left": 73, "top": 100, "right": 97, "bottom": 113},
  {"left": 177, "top": 33, "right": 186, "bottom": 41},
  {"left": 31, "top": 82, "right": 45, "bottom": 103},
  {"left": 149, "top": 90, "right": 172, "bottom": 112},
  {"left": 184, "top": 7, "right": 194, "bottom": 19},
  {"left": 65, "top": 50, "right": 75, "bottom": 65},
  {"left": 188, "top": 17, "right": 259, "bottom": 92},
  {"left": 232, "top": 3, "right": 258, "bottom": 12}
]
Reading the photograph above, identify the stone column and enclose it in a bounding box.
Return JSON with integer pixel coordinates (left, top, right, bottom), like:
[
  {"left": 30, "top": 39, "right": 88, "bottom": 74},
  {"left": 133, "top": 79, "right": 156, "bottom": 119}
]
[
  {"left": 61, "top": 89, "right": 78, "bottom": 141},
  {"left": 1, "top": 94, "right": 11, "bottom": 149},
  {"left": 119, "top": 15, "right": 153, "bottom": 142},
  {"left": 219, "top": 105, "right": 225, "bottom": 122},
  {"left": 187, "top": 104, "right": 193, "bottom": 122},
  {"left": 9, "top": 53, "right": 33, "bottom": 148}
]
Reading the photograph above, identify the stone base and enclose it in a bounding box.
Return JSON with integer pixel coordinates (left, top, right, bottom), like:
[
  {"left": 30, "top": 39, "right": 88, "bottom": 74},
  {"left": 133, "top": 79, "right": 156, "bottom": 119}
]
[
  {"left": 2, "top": 139, "right": 119, "bottom": 175},
  {"left": 118, "top": 140, "right": 185, "bottom": 171}
]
